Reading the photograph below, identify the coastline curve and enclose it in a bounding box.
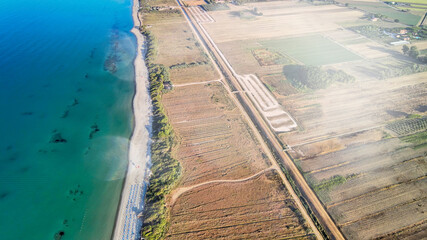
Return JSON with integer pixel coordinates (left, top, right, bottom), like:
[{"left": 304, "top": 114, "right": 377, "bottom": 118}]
[{"left": 112, "top": 0, "right": 152, "bottom": 239}]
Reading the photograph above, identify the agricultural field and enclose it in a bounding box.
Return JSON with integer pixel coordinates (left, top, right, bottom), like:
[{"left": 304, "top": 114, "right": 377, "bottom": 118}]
[
  {"left": 162, "top": 83, "right": 269, "bottom": 186},
  {"left": 335, "top": 0, "right": 422, "bottom": 25},
  {"left": 166, "top": 170, "right": 315, "bottom": 239},
  {"left": 203, "top": 1, "right": 364, "bottom": 43},
  {"left": 198, "top": 0, "right": 427, "bottom": 238},
  {"left": 160, "top": 82, "right": 315, "bottom": 238},
  {"left": 260, "top": 35, "right": 362, "bottom": 66},
  {"left": 279, "top": 73, "right": 427, "bottom": 239},
  {"left": 143, "top": 10, "right": 218, "bottom": 84}
]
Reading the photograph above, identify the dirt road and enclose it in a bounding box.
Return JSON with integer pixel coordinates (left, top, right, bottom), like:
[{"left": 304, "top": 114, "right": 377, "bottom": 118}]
[{"left": 175, "top": 1, "right": 345, "bottom": 239}]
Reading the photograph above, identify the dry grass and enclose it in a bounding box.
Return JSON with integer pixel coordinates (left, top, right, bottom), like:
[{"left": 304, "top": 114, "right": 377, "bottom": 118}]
[
  {"left": 162, "top": 83, "right": 269, "bottom": 186},
  {"left": 203, "top": 2, "right": 363, "bottom": 43},
  {"left": 166, "top": 170, "right": 315, "bottom": 240},
  {"left": 143, "top": 10, "right": 218, "bottom": 83},
  {"left": 160, "top": 82, "right": 316, "bottom": 238},
  {"left": 169, "top": 64, "right": 218, "bottom": 84},
  {"left": 182, "top": 0, "right": 206, "bottom": 6}
]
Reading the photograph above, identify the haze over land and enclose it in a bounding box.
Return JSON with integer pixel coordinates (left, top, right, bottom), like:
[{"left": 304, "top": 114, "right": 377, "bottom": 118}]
[{"left": 137, "top": 0, "right": 427, "bottom": 239}]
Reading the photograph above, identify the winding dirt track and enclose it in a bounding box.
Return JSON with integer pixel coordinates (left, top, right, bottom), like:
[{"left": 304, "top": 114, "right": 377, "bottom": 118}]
[
  {"left": 175, "top": 2, "right": 346, "bottom": 239},
  {"left": 170, "top": 167, "right": 275, "bottom": 205}
]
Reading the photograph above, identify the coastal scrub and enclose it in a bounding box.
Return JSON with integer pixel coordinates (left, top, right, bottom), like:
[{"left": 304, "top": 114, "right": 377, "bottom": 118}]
[{"left": 140, "top": 26, "right": 181, "bottom": 240}]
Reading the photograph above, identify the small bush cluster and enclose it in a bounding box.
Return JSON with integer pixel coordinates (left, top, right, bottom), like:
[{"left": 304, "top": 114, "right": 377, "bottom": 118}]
[{"left": 283, "top": 65, "right": 355, "bottom": 90}]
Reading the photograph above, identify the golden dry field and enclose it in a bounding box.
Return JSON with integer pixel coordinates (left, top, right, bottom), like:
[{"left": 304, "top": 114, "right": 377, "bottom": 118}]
[
  {"left": 166, "top": 170, "right": 314, "bottom": 240},
  {"left": 144, "top": 10, "right": 218, "bottom": 83},
  {"left": 161, "top": 82, "right": 315, "bottom": 238}
]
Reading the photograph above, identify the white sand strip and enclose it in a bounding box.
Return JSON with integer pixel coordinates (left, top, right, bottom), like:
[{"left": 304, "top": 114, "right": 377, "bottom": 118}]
[{"left": 112, "top": 0, "right": 152, "bottom": 239}]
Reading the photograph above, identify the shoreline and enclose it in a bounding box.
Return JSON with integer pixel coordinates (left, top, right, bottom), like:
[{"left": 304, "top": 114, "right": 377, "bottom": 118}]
[{"left": 111, "top": 0, "right": 152, "bottom": 239}]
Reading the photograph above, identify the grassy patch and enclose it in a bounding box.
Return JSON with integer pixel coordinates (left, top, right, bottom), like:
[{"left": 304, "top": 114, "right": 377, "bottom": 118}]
[
  {"left": 400, "top": 131, "right": 427, "bottom": 148},
  {"left": 260, "top": 35, "right": 361, "bottom": 66},
  {"left": 311, "top": 174, "right": 358, "bottom": 203}
]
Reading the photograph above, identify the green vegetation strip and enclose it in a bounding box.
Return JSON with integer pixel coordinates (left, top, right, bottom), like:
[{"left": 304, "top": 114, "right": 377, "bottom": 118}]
[
  {"left": 313, "top": 174, "right": 357, "bottom": 193},
  {"left": 400, "top": 131, "right": 427, "bottom": 149},
  {"left": 140, "top": 26, "right": 181, "bottom": 240}
]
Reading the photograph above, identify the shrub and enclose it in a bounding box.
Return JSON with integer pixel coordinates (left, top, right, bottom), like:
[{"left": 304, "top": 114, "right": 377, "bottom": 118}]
[{"left": 282, "top": 65, "right": 355, "bottom": 90}]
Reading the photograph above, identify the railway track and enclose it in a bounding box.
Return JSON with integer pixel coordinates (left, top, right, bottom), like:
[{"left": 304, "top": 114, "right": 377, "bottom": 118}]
[{"left": 174, "top": 2, "right": 346, "bottom": 239}]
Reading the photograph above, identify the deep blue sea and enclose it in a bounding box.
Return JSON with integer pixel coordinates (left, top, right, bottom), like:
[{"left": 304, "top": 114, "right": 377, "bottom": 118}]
[{"left": 0, "top": 0, "right": 136, "bottom": 239}]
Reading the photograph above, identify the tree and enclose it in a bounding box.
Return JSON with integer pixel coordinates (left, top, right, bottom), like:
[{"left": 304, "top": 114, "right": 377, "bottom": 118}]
[
  {"left": 394, "top": 19, "right": 400, "bottom": 23},
  {"left": 402, "top": 45, "right": 409, "bottom": 55},
  {"left": 408, "top": 46, "right": 419, "bottom": 58}
]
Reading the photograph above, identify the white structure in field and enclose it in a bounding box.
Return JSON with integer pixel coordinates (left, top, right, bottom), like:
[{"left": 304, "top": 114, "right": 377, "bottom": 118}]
[{"left": 236, "top": 74, "right": 297, "bottom": 132}]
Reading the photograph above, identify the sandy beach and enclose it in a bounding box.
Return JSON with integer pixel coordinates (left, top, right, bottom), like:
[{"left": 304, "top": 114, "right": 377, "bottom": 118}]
[{"left": 111, "top": 0, "right": 152, "bottom": 239}]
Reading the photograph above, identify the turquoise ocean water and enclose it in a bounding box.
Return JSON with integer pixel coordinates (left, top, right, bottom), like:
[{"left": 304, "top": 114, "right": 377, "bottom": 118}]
[{"left": 0, "top": 0, "right": 136, "bottom": 239}]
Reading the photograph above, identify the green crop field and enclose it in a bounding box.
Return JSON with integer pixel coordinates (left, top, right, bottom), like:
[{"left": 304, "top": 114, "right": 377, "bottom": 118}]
[
  {"left": 260, "top": 35, "right": 362, "bottom": 66},
  {"left": 339, "top": 0, "right": 422, "bottom": 25}
]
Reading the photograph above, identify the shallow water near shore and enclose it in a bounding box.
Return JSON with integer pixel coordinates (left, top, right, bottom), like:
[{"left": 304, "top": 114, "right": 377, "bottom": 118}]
[{"left": 0, "top": 0, "right": 136, "bottom": 239}]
